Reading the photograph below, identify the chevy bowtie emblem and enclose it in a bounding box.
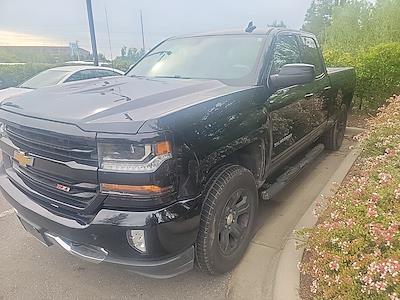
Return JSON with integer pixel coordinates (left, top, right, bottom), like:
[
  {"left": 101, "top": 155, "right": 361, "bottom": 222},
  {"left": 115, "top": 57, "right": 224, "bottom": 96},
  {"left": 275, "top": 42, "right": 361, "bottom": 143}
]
[{"left": 13, "top": 151, "right": 34, "bottom": 167}]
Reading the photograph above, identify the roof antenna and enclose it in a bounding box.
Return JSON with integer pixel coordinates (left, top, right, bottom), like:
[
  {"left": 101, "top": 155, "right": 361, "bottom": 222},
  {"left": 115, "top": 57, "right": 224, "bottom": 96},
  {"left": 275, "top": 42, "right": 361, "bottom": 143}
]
[{"left": 245, "top": 21, "right": 257, "bottom": 33}]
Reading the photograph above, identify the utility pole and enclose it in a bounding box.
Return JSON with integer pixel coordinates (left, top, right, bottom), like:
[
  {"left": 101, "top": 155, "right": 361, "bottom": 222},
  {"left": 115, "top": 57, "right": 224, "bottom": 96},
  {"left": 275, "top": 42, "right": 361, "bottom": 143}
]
[
  {"left": 105, "top": 7, "right": 114, "bottom": 67},
  {"left": 76, "top": 40, "right": 80, "bottom": 61},
  {"left": 140, "top": 10, "right": 145, "bottom": 52},
  {"left": 86, "top": 0, "right": 99, "bottom": 66}
]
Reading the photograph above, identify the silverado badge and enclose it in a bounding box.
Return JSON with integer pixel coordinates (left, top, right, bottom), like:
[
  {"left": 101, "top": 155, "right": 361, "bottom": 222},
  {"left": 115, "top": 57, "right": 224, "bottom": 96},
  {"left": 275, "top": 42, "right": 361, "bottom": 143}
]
[{"left": 13, "top": 151, "right": 34, "bottom": 168}]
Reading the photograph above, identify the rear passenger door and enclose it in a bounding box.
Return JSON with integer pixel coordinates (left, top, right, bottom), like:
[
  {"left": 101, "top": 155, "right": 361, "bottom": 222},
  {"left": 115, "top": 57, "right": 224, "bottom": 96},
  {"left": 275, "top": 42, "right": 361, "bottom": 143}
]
[
  {"left": 268, "top": 34, "right": 320, "bottom": 158},
  {"left": 298, "top": 35, "right": 331, "bottom": 129}
]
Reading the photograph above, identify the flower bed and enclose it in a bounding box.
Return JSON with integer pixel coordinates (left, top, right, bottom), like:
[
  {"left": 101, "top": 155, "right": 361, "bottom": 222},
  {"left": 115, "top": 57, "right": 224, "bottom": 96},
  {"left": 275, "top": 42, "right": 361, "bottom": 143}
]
[{"left": 299, "top": 95, "right": 400, "bottom": 300}]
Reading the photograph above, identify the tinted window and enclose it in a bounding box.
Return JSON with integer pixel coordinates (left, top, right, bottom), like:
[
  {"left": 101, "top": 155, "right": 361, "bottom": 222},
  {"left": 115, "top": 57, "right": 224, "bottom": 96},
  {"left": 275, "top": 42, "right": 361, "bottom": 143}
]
[
  {"left": 94, "top": 70, "right": 121, "bottom": 77},
  {"left": 20, "top": 69, "right": 70, "bottom": 89},
  {"left": 67, "top": 69, "right": 109, "bottom": 82},
  {"left": 127, "top": 35, "right": 265, "bottom": 83},
  {"left": 270, "top": 35, "right": 301, "bottom": 75},
  {"left": 301, "top": 36, "right": 324, "bottom": 76},
  {"left": 66, "top": 70, "right": 88, "bottom": 82}
]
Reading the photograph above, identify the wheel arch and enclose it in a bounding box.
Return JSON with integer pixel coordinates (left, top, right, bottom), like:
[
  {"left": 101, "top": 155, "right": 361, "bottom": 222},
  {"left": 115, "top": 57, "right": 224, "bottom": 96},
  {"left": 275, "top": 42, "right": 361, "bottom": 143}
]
[{"left": 215, "top": 138, "right": 271, "bottom": 188}]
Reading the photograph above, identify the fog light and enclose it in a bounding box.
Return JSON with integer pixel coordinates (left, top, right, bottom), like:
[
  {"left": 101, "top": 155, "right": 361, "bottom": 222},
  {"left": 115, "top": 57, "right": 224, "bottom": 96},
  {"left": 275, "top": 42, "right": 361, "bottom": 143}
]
[{"left": 127, "top": 230, "right": 146, "bottom": 253}]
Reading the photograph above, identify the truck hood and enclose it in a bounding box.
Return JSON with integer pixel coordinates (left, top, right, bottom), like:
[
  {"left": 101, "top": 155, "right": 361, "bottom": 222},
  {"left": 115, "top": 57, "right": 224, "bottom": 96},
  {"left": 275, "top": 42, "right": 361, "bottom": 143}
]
[{"left": 0, "top": 76, "right": 243, "bottom": 133}]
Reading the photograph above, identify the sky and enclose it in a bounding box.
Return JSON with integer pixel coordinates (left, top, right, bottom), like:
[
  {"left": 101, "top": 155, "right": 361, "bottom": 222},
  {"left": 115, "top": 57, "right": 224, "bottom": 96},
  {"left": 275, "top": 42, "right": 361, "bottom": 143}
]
[{"left": 0, "top": 0, "right": 312, "bottom": 59}]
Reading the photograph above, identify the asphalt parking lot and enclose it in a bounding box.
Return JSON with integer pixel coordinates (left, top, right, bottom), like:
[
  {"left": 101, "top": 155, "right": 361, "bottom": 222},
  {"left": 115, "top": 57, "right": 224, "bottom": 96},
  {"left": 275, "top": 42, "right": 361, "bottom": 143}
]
[{"left": 0, "top": 134, "right": 357, "bottom": 300}]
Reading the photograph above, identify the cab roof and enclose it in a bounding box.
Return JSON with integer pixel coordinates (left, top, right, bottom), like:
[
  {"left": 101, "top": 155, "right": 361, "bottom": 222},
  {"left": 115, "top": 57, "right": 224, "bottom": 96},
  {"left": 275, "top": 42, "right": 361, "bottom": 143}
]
[{"left": 171, "top": 27, "right": 314, "bottom": 39}]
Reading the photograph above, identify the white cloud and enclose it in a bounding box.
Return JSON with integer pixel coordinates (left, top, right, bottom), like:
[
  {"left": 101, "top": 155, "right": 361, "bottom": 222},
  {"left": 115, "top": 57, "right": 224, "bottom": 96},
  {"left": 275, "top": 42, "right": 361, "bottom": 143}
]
[{"left": 0, "top": 30, "right": 66, "bottom": 46}]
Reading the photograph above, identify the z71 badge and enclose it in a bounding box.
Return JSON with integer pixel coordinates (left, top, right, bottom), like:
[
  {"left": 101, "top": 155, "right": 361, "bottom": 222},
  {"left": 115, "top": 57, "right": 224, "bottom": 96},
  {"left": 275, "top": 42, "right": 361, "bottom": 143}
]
[{"left": 56, "top": 184, "right": 71, "bottom": 192}]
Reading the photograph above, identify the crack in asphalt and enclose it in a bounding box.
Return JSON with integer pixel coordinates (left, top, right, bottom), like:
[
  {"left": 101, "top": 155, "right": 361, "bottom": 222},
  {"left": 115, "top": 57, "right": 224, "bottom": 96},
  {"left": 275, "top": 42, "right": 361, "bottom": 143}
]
[{"left": 250, "top": 240, "right": 278, "bottom": 249}]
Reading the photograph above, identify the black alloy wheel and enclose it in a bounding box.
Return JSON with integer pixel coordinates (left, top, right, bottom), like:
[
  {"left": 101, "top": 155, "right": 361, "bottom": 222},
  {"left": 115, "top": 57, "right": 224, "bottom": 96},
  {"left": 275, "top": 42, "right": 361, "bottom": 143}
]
[
  {"left": 218, "top": 188, "right": 252, "bottom": 255},
  {"left": 195, "top": 164, "right": 258, "bottom": 275}
]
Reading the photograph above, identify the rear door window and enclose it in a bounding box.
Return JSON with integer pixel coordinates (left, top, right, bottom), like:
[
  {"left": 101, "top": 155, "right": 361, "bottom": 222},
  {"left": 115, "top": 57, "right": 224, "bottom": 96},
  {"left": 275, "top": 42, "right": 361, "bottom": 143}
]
[
  {"left": 270, "top": 35, "right": 302, "bottom": 75},
  {"left": 65, "top": 71, "right": 87, "bottom": 82},
  {"left": 93, "top": 70, "right": 121, "bottom": 77},
  {"left": 300, "top": 36, "right": 324, "bottom": 76},
  {"left": 66, "top": 70, "right": 102, "bottom": 82}
]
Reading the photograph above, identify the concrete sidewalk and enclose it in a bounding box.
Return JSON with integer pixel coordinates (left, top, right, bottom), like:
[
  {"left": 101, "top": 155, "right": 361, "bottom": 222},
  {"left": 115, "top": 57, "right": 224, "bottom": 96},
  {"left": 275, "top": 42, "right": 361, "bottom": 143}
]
[{"left": 228, "top": 128, "right": 363, "bottom": 300}]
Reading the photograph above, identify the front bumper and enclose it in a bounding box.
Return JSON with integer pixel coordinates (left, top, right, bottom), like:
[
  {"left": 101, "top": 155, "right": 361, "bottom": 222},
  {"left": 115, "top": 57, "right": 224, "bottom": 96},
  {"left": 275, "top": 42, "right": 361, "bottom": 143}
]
[{"left": 0, "top": 172, "right": 201, "bottom": 278}]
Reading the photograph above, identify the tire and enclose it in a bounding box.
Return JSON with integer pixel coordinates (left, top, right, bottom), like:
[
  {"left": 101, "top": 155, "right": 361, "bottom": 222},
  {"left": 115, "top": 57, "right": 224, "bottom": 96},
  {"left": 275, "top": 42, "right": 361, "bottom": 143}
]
[
  {"left": 322, "top": 103, "right": 348, "bottom": 151},
  {"left": 195, "top": 164, "right": 258, "bottom": 275}
]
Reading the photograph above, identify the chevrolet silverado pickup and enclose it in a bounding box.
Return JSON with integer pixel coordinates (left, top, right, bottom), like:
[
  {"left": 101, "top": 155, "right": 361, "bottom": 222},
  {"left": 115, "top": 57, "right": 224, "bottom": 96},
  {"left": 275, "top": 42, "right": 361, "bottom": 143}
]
[{"left": 0, "top": 28, "right": 356, "bottom": 278}]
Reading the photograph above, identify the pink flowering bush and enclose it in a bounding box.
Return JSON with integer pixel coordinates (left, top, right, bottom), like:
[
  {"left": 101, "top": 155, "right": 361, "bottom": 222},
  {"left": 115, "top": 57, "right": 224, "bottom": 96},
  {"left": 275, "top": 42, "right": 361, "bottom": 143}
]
[{"left": 299, "top": 95, "right": 400, "bottom": 299}]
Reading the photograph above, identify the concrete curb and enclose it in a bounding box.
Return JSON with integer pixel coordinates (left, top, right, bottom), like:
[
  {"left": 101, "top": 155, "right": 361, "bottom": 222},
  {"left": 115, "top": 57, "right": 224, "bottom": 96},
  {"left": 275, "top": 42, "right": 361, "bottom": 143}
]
[{"left": 272, "top": 127, "right": 364, "bottom": 300}]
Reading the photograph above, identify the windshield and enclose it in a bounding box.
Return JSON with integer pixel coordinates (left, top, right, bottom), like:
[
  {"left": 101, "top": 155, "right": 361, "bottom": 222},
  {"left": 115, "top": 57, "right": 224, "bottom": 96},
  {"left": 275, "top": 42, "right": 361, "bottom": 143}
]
[
  {"left": 20, "top": 69, "right": 70, "bottom": 89},
  {"left": 127, "top": 35, "right": 265, "bottom": 84}
]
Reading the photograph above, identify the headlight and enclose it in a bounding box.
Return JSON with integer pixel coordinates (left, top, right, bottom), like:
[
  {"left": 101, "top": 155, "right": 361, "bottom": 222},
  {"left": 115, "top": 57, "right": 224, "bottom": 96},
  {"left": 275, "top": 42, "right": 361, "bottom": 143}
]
[{"left": 98, "top": 140, "right": 172, "bottom": 173}]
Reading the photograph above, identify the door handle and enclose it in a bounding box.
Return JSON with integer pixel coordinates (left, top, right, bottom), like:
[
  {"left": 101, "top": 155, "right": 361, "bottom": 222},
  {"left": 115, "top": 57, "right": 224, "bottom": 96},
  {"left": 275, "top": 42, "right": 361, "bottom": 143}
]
[
  {"left": 324, "top": 86, "right": 332, "bottom": 91},
  {"left": 304, "top": 93, "right": 314, "bottom": 98}
]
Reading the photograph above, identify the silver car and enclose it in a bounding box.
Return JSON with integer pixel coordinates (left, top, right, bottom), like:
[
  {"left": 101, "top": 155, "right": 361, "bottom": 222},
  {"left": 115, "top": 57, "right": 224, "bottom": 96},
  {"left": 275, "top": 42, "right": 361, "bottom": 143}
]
[{"left": 0, "top": 65, "right": 124, "bottom": 101}]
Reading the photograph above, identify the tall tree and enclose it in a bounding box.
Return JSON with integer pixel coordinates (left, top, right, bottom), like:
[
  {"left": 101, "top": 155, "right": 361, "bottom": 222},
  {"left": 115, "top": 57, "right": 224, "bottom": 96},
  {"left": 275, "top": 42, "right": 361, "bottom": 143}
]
[
  {"left": 302, "top": 0, "right": 346, "bottom": 42},
  {"left": 325, "top": 1, "right": 374, "bottom": 52},
  {"left": 369, "top": 0, "right": 400, "bottom": 44},
  {"left": 269, "top": 20, "right": 287, "bottom": 28},
  {"left": 120, "top": 45, "right": 127, "bottom": 57}
]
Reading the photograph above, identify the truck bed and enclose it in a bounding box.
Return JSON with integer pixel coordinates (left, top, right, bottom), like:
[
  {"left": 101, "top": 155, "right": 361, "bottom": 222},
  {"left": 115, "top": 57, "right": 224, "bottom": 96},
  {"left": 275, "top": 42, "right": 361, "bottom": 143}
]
[
  {"left": 327, "top": 67, "right": 356, "bottom": 98},
  {"left": 327, "top": 67, "right": 354, "bottom": 74}
]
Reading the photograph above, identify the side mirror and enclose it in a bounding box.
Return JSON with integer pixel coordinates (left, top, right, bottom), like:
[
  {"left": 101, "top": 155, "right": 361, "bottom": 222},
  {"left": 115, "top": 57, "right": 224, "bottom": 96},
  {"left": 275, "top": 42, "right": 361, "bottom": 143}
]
[{"left": 270, "top": 64, "right": 315, "bottom": 90}]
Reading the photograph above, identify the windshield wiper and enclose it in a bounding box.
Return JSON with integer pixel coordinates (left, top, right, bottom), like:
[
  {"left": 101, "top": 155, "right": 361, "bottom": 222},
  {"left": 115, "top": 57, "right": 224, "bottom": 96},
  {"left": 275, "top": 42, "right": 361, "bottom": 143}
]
[
  {"left": 129, "top": 74, "right": 146, "bottom": 78},
  {"left": 146, "top": 50, "right": 172, "bottom": 58}
]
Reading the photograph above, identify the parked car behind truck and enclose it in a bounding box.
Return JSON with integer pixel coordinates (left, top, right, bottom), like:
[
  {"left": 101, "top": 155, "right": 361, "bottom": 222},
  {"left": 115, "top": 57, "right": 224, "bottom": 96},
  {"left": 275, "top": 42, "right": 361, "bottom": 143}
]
[
  {"left": 0, "top": 65, "right": 123, "bottom": 101},
  {"left": 0, "top": 28, "right": 355, "bottom": 278}
]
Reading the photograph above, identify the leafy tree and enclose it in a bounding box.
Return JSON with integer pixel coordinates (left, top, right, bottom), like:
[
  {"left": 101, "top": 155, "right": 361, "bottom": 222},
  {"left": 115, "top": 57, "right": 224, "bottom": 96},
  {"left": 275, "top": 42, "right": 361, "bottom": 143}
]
[
  {"left": 113, "top": 47, "right": 145, "bottom": 71},
  {"left": 120, "top": 45, "right": 127, "bottom": 57},
  {"left": 313, "top": 0, "right": 400, "bottom": 109},
  {"left": 302, "top": 0, "right": 346, "bottom": 42},
  {"left": 269, "top": 20, "right": 287, "bottom": 28},
  {"left": 368, "top": 0, "right": 400, "bottom": 44},
  {"left": 325, "top": 0, "right": 372, "bottom": 52}
]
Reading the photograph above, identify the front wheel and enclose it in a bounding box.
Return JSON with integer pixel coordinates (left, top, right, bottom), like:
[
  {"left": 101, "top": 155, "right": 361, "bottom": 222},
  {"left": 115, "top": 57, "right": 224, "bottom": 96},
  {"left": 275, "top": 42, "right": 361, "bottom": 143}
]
[
  {"left": 322, "top": 103, "right": 348, "bottom": 151},
  {"left": 195, "top": 165, "right": 258, "bottom": 275}
]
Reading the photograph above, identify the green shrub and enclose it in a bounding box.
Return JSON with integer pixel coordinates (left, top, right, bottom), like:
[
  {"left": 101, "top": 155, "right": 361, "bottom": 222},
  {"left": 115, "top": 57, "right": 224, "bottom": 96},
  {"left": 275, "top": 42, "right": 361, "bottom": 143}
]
[
  {"left": 111, "top": 57, "right": 133, "bottom": 73},
  {"left": 323, "top": 48, "right": 356, "bottom": 68},
  {"left": 0, "top": 63, "right": 56, "bottom": 89},
  {"left": 323, "top": 43, "right": 400, "bottom": 110},
  {"left": 356, "top": 43, "right": 400, "bottom": 109}
]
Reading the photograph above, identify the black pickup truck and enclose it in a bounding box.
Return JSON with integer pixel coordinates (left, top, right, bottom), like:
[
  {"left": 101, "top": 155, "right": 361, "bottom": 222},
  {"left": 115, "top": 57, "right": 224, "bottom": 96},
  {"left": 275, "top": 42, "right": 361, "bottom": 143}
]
[{"left": 0, "top": 28, "right": 355, "bottom": 278}]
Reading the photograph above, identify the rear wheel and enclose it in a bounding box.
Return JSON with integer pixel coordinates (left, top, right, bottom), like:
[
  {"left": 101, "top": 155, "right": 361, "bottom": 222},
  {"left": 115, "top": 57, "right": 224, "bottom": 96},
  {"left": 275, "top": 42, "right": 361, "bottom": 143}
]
[
  {"left": 195, "top": 165, "right": 258, "bottom": 274},
  {"left": 323, "top": 103, "right": 348, "bottom": 151}
]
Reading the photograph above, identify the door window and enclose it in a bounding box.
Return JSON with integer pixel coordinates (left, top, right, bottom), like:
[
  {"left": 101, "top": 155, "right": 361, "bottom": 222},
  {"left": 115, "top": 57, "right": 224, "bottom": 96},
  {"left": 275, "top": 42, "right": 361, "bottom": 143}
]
[
  {"left": 66, "top": 69, "right": 118, "bottom": 82},
  {"left": 270, "top": 35, "right": 301, "bottom": 75},
  {"left": 300, "top": 37, "right": 324, "bottom": 76},
  {"left": 93, "top": 69, "right": 121, "bottom": 77},
  {"left": 66, "top": 70, "right": 91, "bottom": 82}
]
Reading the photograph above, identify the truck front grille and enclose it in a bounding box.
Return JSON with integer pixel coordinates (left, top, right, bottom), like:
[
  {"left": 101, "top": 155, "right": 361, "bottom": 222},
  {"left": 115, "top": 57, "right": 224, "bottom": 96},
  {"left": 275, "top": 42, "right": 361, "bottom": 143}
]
[
  {"left": 7, "top": 164, "right": 105, "bottom": 221},
  {"left": 5, "top": 123, "right": 98, "bottom": 166},
  {"left": 2, "top": 122, "right": 103, "bottom": 221}
]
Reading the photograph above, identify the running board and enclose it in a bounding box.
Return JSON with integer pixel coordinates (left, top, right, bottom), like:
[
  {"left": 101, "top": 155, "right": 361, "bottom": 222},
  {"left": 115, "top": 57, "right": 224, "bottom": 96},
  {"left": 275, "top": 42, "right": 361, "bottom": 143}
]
[{"left": 260, "top": 143, "right": 325, "bottom": 201}]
